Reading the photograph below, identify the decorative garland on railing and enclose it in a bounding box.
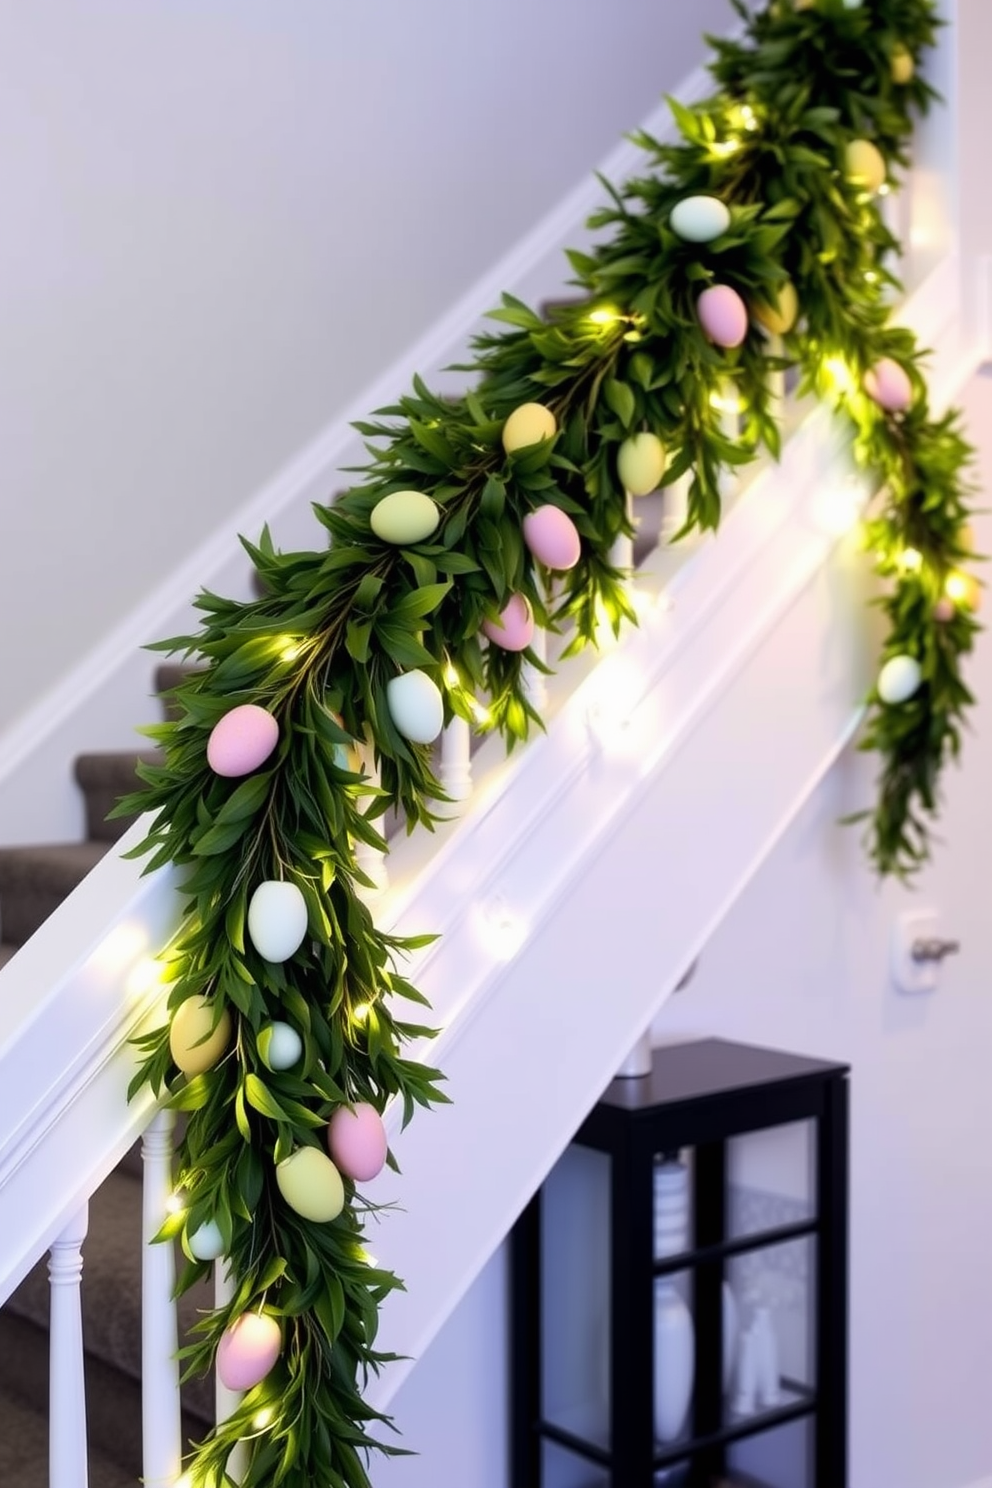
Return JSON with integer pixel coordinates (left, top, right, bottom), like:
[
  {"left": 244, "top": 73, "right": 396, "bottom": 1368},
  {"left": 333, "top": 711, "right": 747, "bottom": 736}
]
[{"left": 117, "top": 1, "right": 980, "bottom": 1483}]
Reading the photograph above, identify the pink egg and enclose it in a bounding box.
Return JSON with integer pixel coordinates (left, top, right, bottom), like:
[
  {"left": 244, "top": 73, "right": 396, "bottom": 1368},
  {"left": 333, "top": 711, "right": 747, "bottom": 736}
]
[
  {"left": 481, "top": 593, "right": 535, "bottom": 652},
  {"left": 863, "top": 357, "right": 913, "bottom": 413},
  {"left": 217, "top": 1312, "right": 281, "bottom": 1392},
  {"left": 327, "top": 1102, "right": 388, "bottom": 1183},
  {"left": 522, "top": 506, "right": 581, "bottom": 571},
  {"left": 697, "top": 284, "right": 749, "bottom": 349},
  {"left": 933, "top": 597, "right": 956, "bottom": 623},
  {"left": 206, "top": 704, "right": 279, "bottom": 777}
]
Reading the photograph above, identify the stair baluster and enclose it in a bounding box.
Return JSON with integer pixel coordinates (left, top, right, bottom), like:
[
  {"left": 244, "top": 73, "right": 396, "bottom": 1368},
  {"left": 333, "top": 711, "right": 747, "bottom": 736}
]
[
  {"left": 48, "top": 1201, "right": 90, "bottom": 1488},
  {"left": 439, "top": 717, "right": 473, "bottom": 804},
  {"left": 141, "top": 1109, "right": 183, "bottom": 1487},
  {"left": 214, "top": 1265, "right": 248, "bottom": 1484}
]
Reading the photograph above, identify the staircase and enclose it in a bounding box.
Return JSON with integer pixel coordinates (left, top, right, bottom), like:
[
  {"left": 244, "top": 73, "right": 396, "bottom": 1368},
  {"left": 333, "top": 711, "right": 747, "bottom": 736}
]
[{"left": 0, "top": 666, "right": 215, "bottom": 1486}]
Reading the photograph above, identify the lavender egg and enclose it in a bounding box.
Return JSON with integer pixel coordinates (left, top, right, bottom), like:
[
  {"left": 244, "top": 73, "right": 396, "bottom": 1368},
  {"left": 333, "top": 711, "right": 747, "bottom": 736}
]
[
  {"left": 327, "top": 1102, "right": 389, "bottom": 1183},
  {"left": 482, "top": 593, "right": 535, "bottom": 652},
  {"left": 697, "top": 285, "right": 749, "bottom": 349},
  {"left": 522, "top": 506, "right": 581, "bottom": 571},
  {"left": 217, "top": 1313, "right": 282, "bottom": 1392},
  {"left": 864, "top": 358, "right": 913, "bottom": 413},
  {"left": 206, "top": 704, "right": 279, "bottom": 778}
]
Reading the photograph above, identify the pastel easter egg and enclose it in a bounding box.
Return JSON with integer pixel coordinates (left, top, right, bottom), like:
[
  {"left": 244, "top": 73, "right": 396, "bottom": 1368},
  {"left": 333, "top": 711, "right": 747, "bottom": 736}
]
[
  {"left": 370, "top": 490, "right": 440, "bottom": 545},
  {"left": 187, "top": 1219, "right": 226, "bottom": 1262},
  {"left": 217, "top": 1313, "right": 282, "bottom": 1392},
  {"left": 169, "top": 996, "right": 232, "bottom": 1077},
  {"left": 522, "top": 506, "right": 581, "bottom": 570},
  {"left": 617, "top": 432, "right": 666, "bottom": 497},
  {"left": 327, "top": 1102, "right": 389, "bottom": 1182},
  {"left": 697, "top": 285, "right": 749, "bottom": 349},
  {"left": 933, "top": 597, "right": 956, "bottom": 623},
  {"left": 864, "top": 358, "right": 913, "bottom": 413},
  {"left": 669, "top": 195, "right": 731, "bottom": 244},
  {"left": 878, "top": 654, "right": 922, "bottom": 705},
  {"left": 247, "top": 881, "right": 309, "bottom": 964},
  {"left": 276, "top": 1147, "right": 345, "bottom": 1223},
  {"left": 206, "top": 705, "right": 279, "bottom": 778},
  {"left": 502, "top": 402, "right": 556, "bottom": 454},
  {"left": 259, "top": 1021, "right": 304, "bottom": 1072},
  {"left": 482, "top": 593, "right": 535, "bottom": 652},
  {"left": 386, "top": 670, "right": 444, "bottom": 744},
  {"left": 891, "top": 44, "right": 914, "bottom": 84},
  {"left": 844, "top": 139, "right": 886, "bottom": 194},
  {"left": 751, "top": 280, "right": 799, "bottom": 336}
]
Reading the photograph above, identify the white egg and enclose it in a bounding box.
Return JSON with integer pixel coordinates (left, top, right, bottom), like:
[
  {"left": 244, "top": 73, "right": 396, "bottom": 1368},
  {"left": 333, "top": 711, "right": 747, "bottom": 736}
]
[
  {"left": 386, "top": 670, "right": 444, "bottom": 744},
  {"left": 247, "top": 881, "right": 309, "bottom": 964},
  {"left": 878, "top": 654, "right": 922, "bottom": 705},
  {"left": 669, "top": 195, "right": 731, "bottom": 244},
  {"left": 260, "top": 1021, "right": 304, "bottom": 1071},
  {"left": 188, "top": 1219, "right": 226, "bottom": 1262}
]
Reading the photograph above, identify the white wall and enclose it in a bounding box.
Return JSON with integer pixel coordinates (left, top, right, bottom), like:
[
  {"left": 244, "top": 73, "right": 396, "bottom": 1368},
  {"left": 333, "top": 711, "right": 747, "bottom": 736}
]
[
  {"left": 0, "top": 0, "right": 732, "bottom": 731},
  {"left": 373, "top": 368, "right": 992, "bottom": 1488}
]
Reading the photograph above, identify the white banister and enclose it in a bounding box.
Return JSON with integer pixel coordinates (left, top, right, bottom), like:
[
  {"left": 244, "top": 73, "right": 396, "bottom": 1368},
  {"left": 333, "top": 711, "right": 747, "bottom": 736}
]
[
  {"left": 610, "top": 489, "right": 635, "bottom": 574},
  {"left": 49, "top": 1201, "right": 89, "bottom": 1488},
  {"left": 215, "top": 1265, "right": 248, "bottom": 1484},
  {"left": 141, "top": 1108, "right": 183, "bottom": 1488}
]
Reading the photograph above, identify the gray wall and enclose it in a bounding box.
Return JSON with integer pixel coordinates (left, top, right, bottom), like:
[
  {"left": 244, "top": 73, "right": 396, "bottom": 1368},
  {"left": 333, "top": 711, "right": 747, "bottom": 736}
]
[{"left": 0, "top": 0, "right": 732, "bottom": 729}]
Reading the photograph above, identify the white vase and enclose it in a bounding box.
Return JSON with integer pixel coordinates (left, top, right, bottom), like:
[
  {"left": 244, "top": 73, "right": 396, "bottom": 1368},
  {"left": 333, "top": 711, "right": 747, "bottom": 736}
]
[{"left": 654, "top": 1281, "right": 695, "bottom": 1442}]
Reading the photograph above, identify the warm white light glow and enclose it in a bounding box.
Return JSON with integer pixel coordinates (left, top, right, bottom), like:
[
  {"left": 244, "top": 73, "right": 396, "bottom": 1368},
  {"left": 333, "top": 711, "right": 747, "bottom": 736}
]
[
  {"left": 588, "top": 306, "right": 623, "bottom": 326},
  {"left": 278, "top": 640, "right": 302, "bottom": 663},
  {"left": 822, "top": 356, "right": 855, "bottom": 395},
  {"left": 740, "top": 104, "right": 758, "bottom": 131},
  {"left": 709, "top": 389, "right": 745, "bottom": 415},
  {"left": 899, "top": 547, "right": 923, "bottom": 573},
  {"left": 166, "top": 1192, "right": 186, "bottom": 1216},
  {"left": 476, "top": 897, "right": 528, "bottom": 962},
  {"left": 469, "top": 698, "right": 492, "bottom": 726},
  {"left": 812, "top": 477, "right": 865, "bottom": 537},
  {"left": 877, "top": 182, "right": 891, "bottom": 197},
  {"left": 350, "top": 1002, "right": 374, "bottom": 1025},
  {"left": 864, "top": 270, "right": 878, "bottom": 284},
  {"left": 711, "top": 138, "right": 741, "bottom": 158},
  {"left": 252, "top": 1408, "right": 275, "bottom": 1430},
  {"left": 126, "top": 955, "right": 170, "bottom": 1001},
  {"left": 443, "top": 662, "right": 460, "bottom": 689},
  {"left": 945, "top": 571, "right": 969, "bottom": 602}
]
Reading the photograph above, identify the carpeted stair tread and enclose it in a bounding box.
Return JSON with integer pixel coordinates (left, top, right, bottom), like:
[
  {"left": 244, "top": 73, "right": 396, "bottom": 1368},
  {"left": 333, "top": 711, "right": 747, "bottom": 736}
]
[
  {"left": 0, "top": 1306, "right": 210, "bottom": 1484},
  {"left": 0, "top": 943, "right": 17, "bottom": 971},
  {"left": 7, "top": 1166, "right": 215, "bottom": 1425},
  {"left": 74, "top": 751, "right": 162, "bottom": 843},
  {"left": 0, "top": 841, "right": 111, "bottom": 947}
]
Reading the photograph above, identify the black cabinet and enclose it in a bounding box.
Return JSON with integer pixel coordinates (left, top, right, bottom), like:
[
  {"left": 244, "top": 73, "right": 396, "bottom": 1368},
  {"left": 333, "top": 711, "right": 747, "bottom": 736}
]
[{"left": 510, "top": 1038, "right": 849, "bottom": 1488}]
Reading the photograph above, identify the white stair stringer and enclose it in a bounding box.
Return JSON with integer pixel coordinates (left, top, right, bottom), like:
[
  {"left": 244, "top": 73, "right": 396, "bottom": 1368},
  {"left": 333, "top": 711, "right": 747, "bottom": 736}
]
[{"left": 361, "top": 248, "right": 982, "bottom": 1410}]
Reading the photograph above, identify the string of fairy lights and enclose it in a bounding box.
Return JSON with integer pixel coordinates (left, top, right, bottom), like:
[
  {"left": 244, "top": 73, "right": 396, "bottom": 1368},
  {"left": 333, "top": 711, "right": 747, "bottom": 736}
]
[{"left": 115, "top": 2, "right": 979, "bottom": 1483}]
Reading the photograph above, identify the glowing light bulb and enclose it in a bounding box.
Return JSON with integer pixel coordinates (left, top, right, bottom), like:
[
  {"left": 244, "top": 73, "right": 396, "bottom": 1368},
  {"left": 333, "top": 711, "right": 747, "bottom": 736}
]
[
  {"left": 740, "top": 104, "right": 759, "bottom": 131},
  {"left": 864, "top": 270, "right": 878, "bottom": 284},
  {"left": 277, "top": 638, "right": 302, "bottom": 663},
  {"left": 443, "top": 662, "right": 460, "bottom": 689},
  {"left": 588, "top": 306, "right": 623, "bottom": 326},
  {"left": 252, "top": 1408, "right": 275, "bottom": 1430},
  {"left": 709, "top": 389, "right": 745, "bottom": 414},
  {"left": 711, "top": 138, "right": 741, "bottom": 158},
  {"left": 823, "top": 356, "right": 855, "bottom": 395},
  {"left": 945, "top": 572, "right": 969, "bottom": 602},
  {"left": 351, "top": 1002, "right": 374, "bottom": 1025},
  {"left": 899, "top": 548, "right": 923, "bottom": 573},
  {"left": 469, "top": 698, "right": 492, "bottom": 727},
  {"left": 166, "top": 1192, "right": 186, "bottom": 1217}
]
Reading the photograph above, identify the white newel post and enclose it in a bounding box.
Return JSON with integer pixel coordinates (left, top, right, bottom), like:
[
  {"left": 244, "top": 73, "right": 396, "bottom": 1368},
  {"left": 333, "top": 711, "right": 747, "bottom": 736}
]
[
  {"left": 660, "top": 471, "right": 692, "bottom": 545},
  {"left": 49, "top": 1202, "right": 90, "bottom": 1488},
  {"left": 439, "top": 716, "right": 473, "bottom": 803},
  {"left": 141, "top": 1107, "right": 183, "bottom": 1488},
  {"left": 215, "top": 1265, "right": 248, "bottom": 1484}
]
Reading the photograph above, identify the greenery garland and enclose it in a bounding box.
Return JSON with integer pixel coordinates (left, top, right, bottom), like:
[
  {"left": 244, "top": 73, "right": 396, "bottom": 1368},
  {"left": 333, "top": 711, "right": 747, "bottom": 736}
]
[{"left": 117, "top": 1, "right": 980, "bottom": 1482}]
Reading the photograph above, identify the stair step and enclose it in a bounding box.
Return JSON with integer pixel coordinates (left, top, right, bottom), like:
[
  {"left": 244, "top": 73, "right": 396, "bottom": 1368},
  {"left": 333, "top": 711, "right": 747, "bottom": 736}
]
[
  {"left": 0, "top": 943, "right": 16, "bottom": 971},
  {"left": 73, "top": 750, "right": 162, "bottom": 843},
  {"left": 0, "top": 1306, "right": 211, "bottom": 1485},
  {"left": 7, "top": 1165, "right": 215, "bottom": 1426},
  {"left": 153, "top": 662, "right": 203, "bottom": 723},
  {"left": 0, "top": 841, "right": 110, "bottom": 946}
]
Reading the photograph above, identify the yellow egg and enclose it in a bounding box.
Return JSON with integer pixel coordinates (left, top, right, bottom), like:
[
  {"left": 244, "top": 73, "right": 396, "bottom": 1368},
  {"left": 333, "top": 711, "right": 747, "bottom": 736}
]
[
  {"left": 169, "top": 996, "right": 232, "bottom": 1077},
  {"left": 890, "top": 45, "right": 914, "bottom": 84},
  {"left": 502, "top": 402, "right": 557, "bottom": 454},
  {"left": 844, "top": 139, "right": 886, "bottom": 195},
  {"left": 276, "top": 1147, "right": 345, "bottom": 1223},
  {"left": 751, "top": 280, "right": 799, "bottom": 336},
  {"left": 617, "top": 433, "right": 667, "bottom": 497}
]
